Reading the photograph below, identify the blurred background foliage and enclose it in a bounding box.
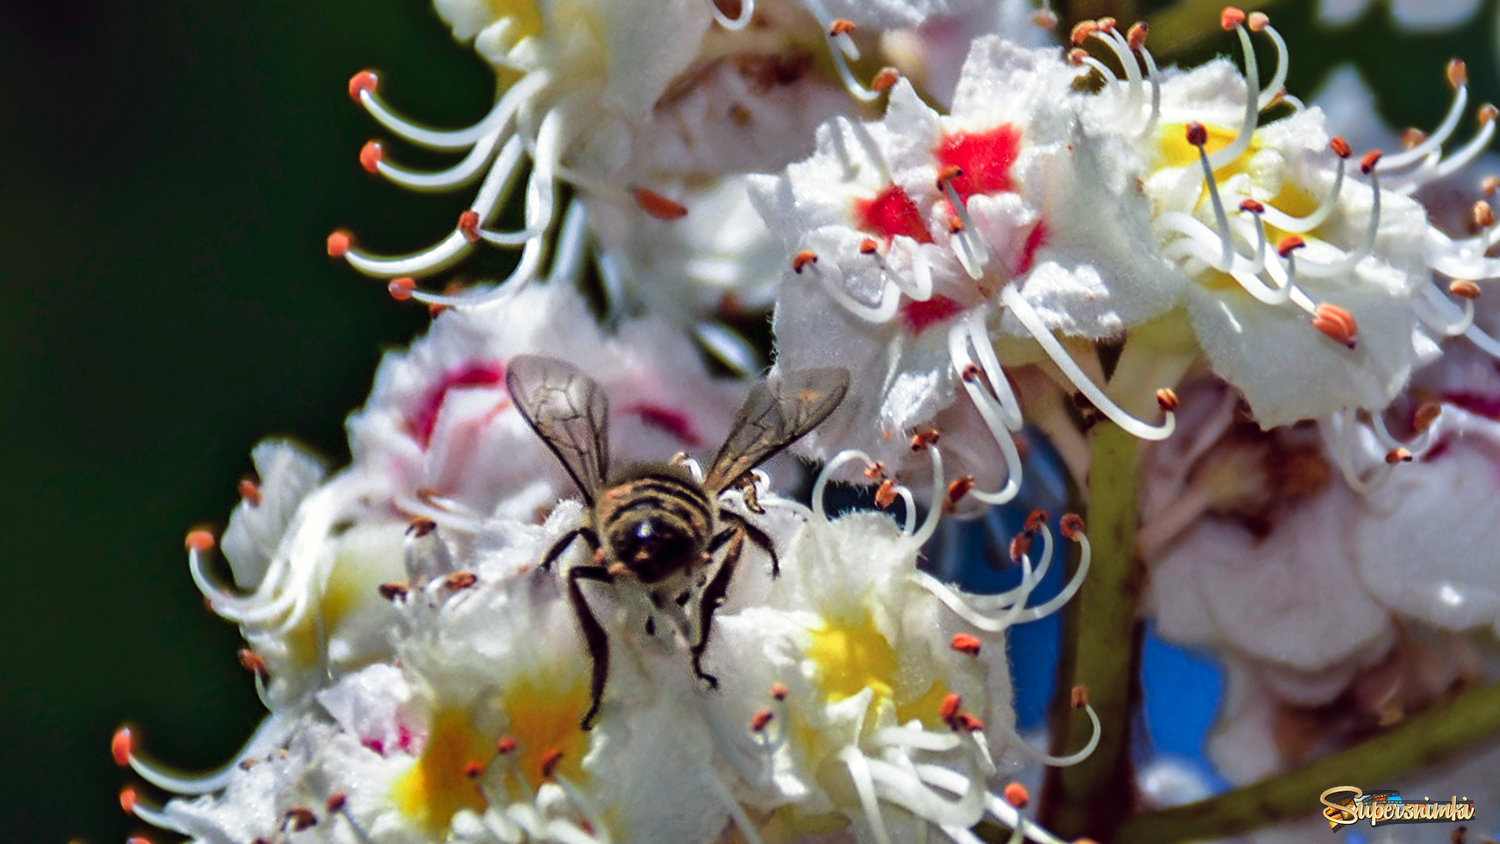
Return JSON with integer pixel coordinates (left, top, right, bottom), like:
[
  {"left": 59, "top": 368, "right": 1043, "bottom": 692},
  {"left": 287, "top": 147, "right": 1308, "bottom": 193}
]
[{"left": 2, "top": 0, "right": 1496, "bottom": 841}]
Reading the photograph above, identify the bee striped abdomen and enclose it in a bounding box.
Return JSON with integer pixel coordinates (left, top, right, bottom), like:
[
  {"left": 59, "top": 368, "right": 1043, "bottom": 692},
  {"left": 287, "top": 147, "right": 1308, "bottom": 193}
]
[{"left": 598, "top": 468, "right": 714, "bottom": 584}]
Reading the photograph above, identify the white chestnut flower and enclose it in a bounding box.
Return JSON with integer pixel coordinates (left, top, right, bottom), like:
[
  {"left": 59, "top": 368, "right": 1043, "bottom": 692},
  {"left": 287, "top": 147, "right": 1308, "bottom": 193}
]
[
  {"left": 699, "top": 449, "right": 1097, "bottom": 844},
  {"left": 177, "top": 284, "right": 742, "bottom": 708},
  {"left": 329, "top": 0, "right": 1050, "bottom": 315},
  {"left": 757, "top": 8, "right": 1492, "bottom": 490}
]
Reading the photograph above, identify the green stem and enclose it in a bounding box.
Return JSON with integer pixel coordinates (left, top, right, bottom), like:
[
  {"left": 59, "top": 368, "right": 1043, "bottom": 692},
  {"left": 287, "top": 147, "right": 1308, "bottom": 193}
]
[
  {"left": 1038, "top": 421, "right": 1145, "bottom": 840},
  {"left": 1113, "top": 680, "right": 1500, "bottom": 843}
]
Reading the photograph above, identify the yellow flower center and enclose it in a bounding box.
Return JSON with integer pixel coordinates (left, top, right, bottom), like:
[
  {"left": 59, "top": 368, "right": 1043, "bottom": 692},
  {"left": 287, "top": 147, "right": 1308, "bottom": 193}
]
[
  {"left": 484, "top": 0, "right": 544, "bottom": 43},
  {"left": 393, "top": 708, "right": 491, "bottom": 835},
  {"left": 806, "top": 614, "right": 950, "bottom": 729},
  {"left": 500, "top": 673, "right": 592, "bottom": 790}
]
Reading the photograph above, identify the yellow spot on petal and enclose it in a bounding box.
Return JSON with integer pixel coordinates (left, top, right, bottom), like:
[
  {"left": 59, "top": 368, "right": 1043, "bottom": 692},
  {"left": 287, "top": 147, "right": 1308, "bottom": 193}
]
[
  {"left": 807, "top": 616, "right": 898, "bottom": 705},
  {"left": 1157, "top": 121, "right": 1242, "bottom": 171},
  {"left": 501, "top": 673, "right": 592, "bottom": 789},
  {"left": 483, "top": 0, "right": 543, "bottom": 43},
  {"left": 393, "top": 708, "right": 490, "bottom": 835},
  {"left": 895, "top": 678, "right": 953, "bottom": 729}
]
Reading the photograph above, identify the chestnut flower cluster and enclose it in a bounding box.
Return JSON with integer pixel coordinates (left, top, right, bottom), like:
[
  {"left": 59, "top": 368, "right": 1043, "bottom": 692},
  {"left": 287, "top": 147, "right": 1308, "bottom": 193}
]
[{"left": 121, "top": 0, "right": 1500, "bottom": 841}]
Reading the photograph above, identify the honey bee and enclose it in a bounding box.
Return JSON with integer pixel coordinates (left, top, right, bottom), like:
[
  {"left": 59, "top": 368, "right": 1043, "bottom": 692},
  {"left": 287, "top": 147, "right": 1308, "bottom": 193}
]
[{"left": 506, "top": 355, "right": 849, "bottom": 729}]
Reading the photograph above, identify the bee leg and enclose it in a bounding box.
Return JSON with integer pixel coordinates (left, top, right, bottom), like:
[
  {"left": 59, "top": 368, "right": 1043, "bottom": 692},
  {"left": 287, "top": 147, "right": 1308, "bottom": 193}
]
[
  {"left": 719, "top": 510, "right": 779, "bottom": 578},
  {"left": 691, "top": 527, "right": 743, "bottom": 691},
  {"left": 566, "top": 564, "right": 614, "bottom": 730},
  {"left": 540, "top": 527, "right": 600, "bottom": 571}
]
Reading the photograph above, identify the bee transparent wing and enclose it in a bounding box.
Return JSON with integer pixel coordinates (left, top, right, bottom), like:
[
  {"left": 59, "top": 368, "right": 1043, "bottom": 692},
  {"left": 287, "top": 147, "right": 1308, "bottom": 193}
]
[
  {"left": 703, "top": 368, "right": 850, "bottom": 494},
  {"left": 506, "top": 355, "right": 610, "bottom": 504}
]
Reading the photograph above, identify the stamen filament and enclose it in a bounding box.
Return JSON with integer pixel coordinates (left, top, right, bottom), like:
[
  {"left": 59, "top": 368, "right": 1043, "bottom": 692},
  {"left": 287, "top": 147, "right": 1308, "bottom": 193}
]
[
  {"left": 1001, "top": 286, "right": 1175, "bottom": 440},
  {"left": 1205, "top": 21, "right": 1261, "bottom": 171},
  {"left": 707, "top": 0, "right": 755, "bottom": 29}
]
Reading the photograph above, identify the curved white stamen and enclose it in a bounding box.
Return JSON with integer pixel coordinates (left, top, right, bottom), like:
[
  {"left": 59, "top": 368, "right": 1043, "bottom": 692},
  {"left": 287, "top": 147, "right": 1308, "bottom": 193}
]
[
  {"left": 911, "top": 445, "right": 946, "bottom": 546},
  {"left": 802, "top": 0, "right": 880, "bottom": 102},
  {"left": 1018, "top": 702, "right": 1102, "bottom": 766},
  {"left": 478, "top": 107, "right": 565, "bottom": 246},
  {"left": 707, "top": 0, "right": 755, "bottom": 29},
  {"left": 395, "top": 494, "right": 485, "bottom": 537},
  {"left": 1009, "top": 525, "right": 1089, "bottom": 623},
  {"left": 1091, "top": 28, "right": 1144, "bottom": 125},
  {"left": 187, "top": 542, "right": 289, "bottom": 623},
  {"left": 1416, "top": 282, "right": 1477, "bottom": 337},
  {"left": 1256, "top": 23, "right": 1289, "bottom": 111},
  {"left": 808, "top": 259, "right": 903, "bottom": 323},
  {"left": 1425, "top": 228, "right": 1500, "bottom": 279},
  {"left": 1380, "top": 76, "right": 1467, "bottom": 171},
  {"left": 344, "top": 230, "right": 474, "bottom": 278},
  {"left": 919, "top": 767, "right": 1070, "bottom": 844},
  {"left": 1370, "top": 409, "right": 1436, "bottom": 458},
  {"left": 694, "top": 322, "right": 761, "bottom": 377},
  {"left": 867, "top": 757, "right": 985, "bottom": 827},
  {"left": 124, "top": 718, "right": 281, "bottom": 795},
  {"left": 357, "top": 74, "right": 535, "bottom": 151},
  {"left": 948, "top": 316, "right": 1023, "bottom": 505},
  {"left": 941, "top": 181, "right": 991, "bottom": 279},
  {"left": 1429, "top": 112, "right": 1497, "bottom": 181},
  {"left": 1002, "top": 286, "right": 1175, "bottom": 440},
  {"left": 406, "top": 237, "right": 546, "bottom": 307},
  {"left": 122, "top": 791, "right": 190, "bottom": 835},
  {"left": 1318, "top": 410, "right": 1393, "bottom": 495},
  {"left": 1254, "top": 154, "right": 1346, "bottom": 232},
  {"left": 1193, "top": 137, "right": 1236, "bottom": 269},
  {"left": 1292, "top": 170, "right": 1381, "bottom": 279},
  {"left": 547, "top": 198, "right": 590, "bottom": 286},
  {"left": 378, "top": 127, "right": 507, "bottom": 191},
  {"left": 913, "top": 553, "right": 1036, "bottom": 633},
  {"left": 1205, "top": 23, "right": 1261, "bottom": 171},
  {"left": 842, "top": 115, "right": 895, "bottom": 185},
  {"left": 842, "top": 746, "right": 895, "bottom": 844},
  {"left": 1137, "top": 45, "right": 1163, "bottom": 139}
]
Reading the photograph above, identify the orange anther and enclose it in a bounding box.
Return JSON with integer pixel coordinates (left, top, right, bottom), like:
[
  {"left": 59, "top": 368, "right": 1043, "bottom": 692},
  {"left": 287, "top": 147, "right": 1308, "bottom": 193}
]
[
  {"left": 1010, "top": 531, "right": 1034, "bottom": 563},
  {"left": 463, "top": 759, "right": 485, "bottom": 779},
  {"left": 1312, "top": 303, "right": 1359, "bottom": 348},
  {"left": 874, "top": 479, "right": 898, "bottom": 509},
  {"left": 1247, "top": 11, "right": 1269, "bottom": 30},
  {"left": 871, "top": 67, "right": 900, "bottom": 92},
  {"left": 1185, "top": 122, "right": 1208, "bottom": 147},
  {"left": 863, "top": 461, "right": 886, "bottom": 480},
  {"left": 1126, "top": 22, "right": 1148, "bottom": 50},
  {"left": 770, "top": 682, "right": 789, "bottom": 700},
  {"left": 1448, "top": 58, "right": 1468, "bottom": 90},
  {"left": 910, "top": 429, "right": 941, "bottom": 451},
  {"left": 1066, "top": 47, "right": 1088, "bottom": 67},
  {"left": 347, "top": 70, "right": 378, "bottom": 102},
  {"left": 937, "top": 164, "right": 965, "bottom": 184},
  {"left": 1004, "top": 782, "right": 1031, "bottom": 808},
  {"left": 828, "top": 19, "right": 856, "bottom": 36},
  {"left": 751, "top": 708, "right": 774, "bottom": 732},
  {"left": 859, "top": 237, "right": 880, "bottom": 255},
  {"left": 1070, "top": 20, "right": 1098, "bottom": 46},
  {"left": 1071, "top": 685, "right": 1092, "bottom": 709},
  {"left": 1481, "top": 105, "right": 1499, "bottom": 126},
  {"left": 1330, "top": 136, "right": 1352, "bottom": 158},
  {"left": 458, "top": 209, "right": 481, "bottom": 243},
  {"left": 939, "top": 692, "right": 963, "bottom": 722},
  {"left": 1450, "top": 279, "right": 1482, "bottom": 300},
  {"left": 950, "top": 633, "right": 982, "bottom": 656},
  {"left": 1060, "top": 514, "right": 1086, "bottom": 540},
  {"left": 1385, "top": 447, "right": 1414, "bottom": 464},
  {"left": 238, "top": 649, "right": 269, "bottom": 678},
  {"left": 111, "top": 727, "right": 133, "bottom": 767},
  {"left": 359, "top": 140, "right": 383, "bottom": 173},
  {"left": 285, "top": 807, "right": 318, "bottom": 831},
  {"left": 792, "top": 250, "right": 819, "bottom": 274},
  {"left": 1238, "top": 198, "right": 1264, "bottom": 214},
  {"left": 497, "top": 736, "right": 518, "bottom": 754},
  {"left": 1220, "top": 7, "right": 1245, "bottom": 30},
  {"left": 444, "top": 571, "right": 478, "bottom": 591},
  {"left": 237, "top": 479, "right": 263, "bottom": 506},
  {"left": 946, "top": 475, "right": 976, "bottom": 506},
  {"left": 1402, "top": 128, "right": 1427, "bottom": 150},
  {"left": 185, "top": 530, "right": 215, "bottom": 552},
  {"left": 1032, "top": 9, "right": 1059, "bottom": 28},
  {"left": 1482, "top": 175, "right": 1500, "bottom": 196},
  {"left": 1156, "top": 388, "right": 1179, "bottom": 412},
  {"left": 633, "top": 187, "right": 688, "bottom": 220},
  {"left": 388, "top": 277, "right": 417, "bottom": 302},
  {"left": 1276, "top": 235, "right": 1306, "bottom": 258},
  {"left": 119, "top": 787, "right": 138, "bottom": 814},
  {"left": 326, "top": 793, "right": 348, "bottom": 812},
  {"left": 1360, "top": 150, "right": 1383, "bottom": 175},
  {"left": 1026, "top": 510, "right": 1049, "bottom": 532},
  {"left": 540, "top": 748, "right": 564, "bottom": 779},
  {"left": 957, "top": 713, "right": 985, "bottom": 732},
  {"left": 378, "top": 582, "right": 409, "bottom": 601},
  {"left": 326, "top": 230, "right": 353, "bottom": 258}
]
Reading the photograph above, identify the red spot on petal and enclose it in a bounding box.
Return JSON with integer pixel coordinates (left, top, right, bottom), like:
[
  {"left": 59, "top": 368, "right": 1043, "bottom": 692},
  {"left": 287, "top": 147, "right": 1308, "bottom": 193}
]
[
  {"left": 1442, "top": 391, "right": 1500, "bottom": 421},
  {"left": 621, "top": 403, "right": 703, "bottom": 447},
  {"left": 1017, "top": 219, "right": 1049, "bottom": 274},
  {"left": 935, "top": 125, "right": 1023, "bottom": 203},
  {"left": 397, "top": 724, "right": 415, "bottom": 753},
  {"left": 901, "top": 295, "right": 965, "bottom": 336},
  {"left": 853, "top": 184, "right": 934, "bottom": 245},
  {"left": 408, "top": 362, "right": 507, "bottom": 447},
  {"left": 362, "top": 738, "right": 386, "bottom": 756}
]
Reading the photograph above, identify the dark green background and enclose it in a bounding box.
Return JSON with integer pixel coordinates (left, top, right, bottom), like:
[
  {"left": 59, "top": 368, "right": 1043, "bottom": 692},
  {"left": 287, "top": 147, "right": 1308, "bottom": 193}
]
[{"left": 3, "top": 1, "right": 1494, "bottom": 842}]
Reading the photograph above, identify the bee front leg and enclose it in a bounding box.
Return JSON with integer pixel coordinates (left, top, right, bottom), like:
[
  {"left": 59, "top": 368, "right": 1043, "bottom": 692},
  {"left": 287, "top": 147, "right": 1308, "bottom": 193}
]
[
  {"left": 566, "top": 564, "right": 614, "bottom": 730},
  {"left": 719, "top": 510, "right": 779, "bottom": 578},
  {"left": 540, "top": 527, "right": 601, "bottom": 571},
  {"left": 691, "top": 527, "right": 744, "bottom": 691}
]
